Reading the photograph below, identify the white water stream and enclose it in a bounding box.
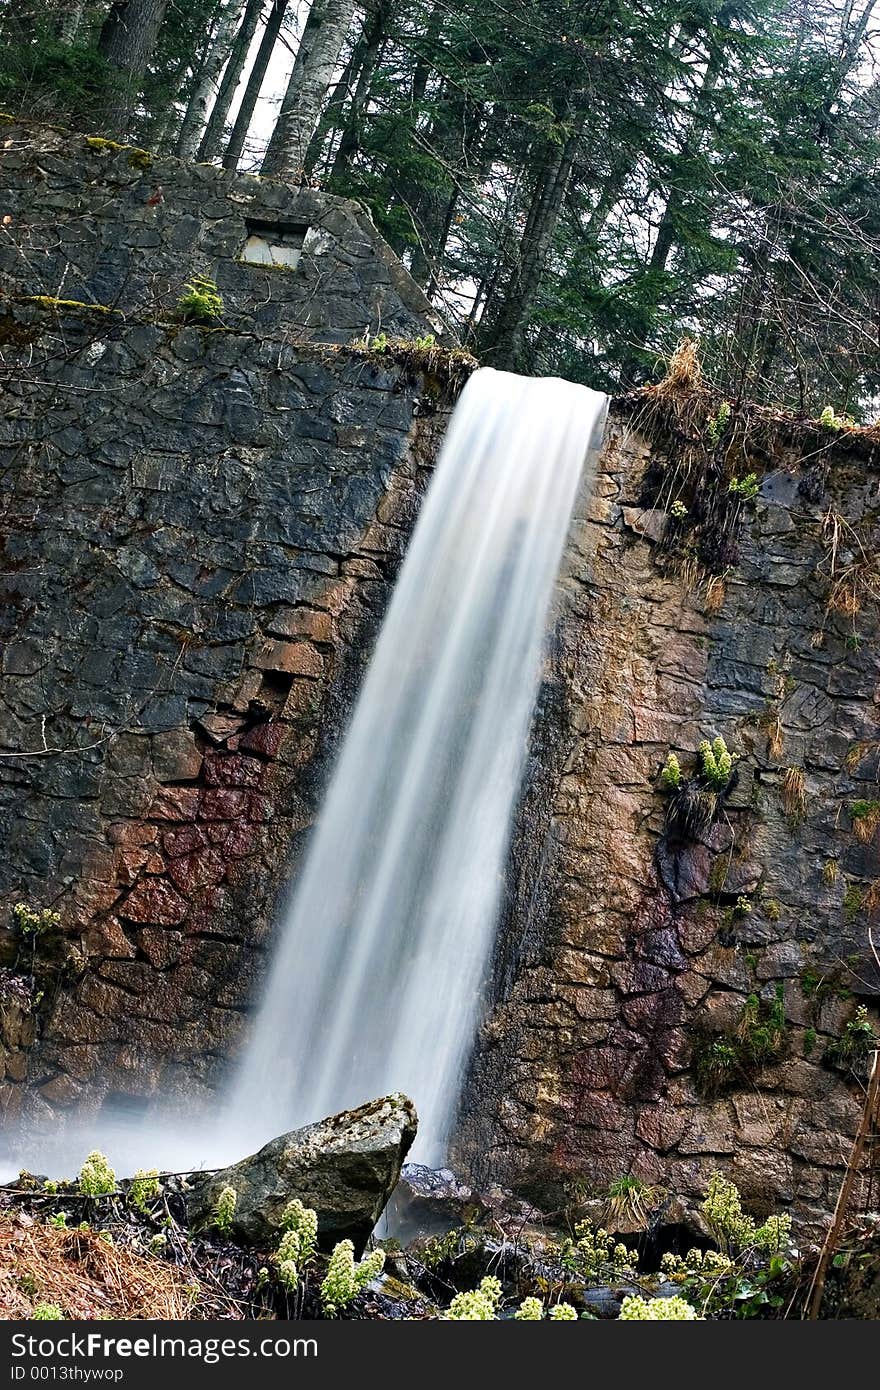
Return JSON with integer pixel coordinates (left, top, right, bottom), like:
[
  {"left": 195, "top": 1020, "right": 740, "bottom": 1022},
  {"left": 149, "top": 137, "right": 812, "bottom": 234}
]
[{"left": 224, "top": 367, "right": 608, "bottom": 1162}]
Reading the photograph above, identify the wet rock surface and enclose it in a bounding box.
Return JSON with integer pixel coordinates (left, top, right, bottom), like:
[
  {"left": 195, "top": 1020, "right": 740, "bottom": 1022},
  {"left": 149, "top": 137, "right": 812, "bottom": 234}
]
[
  {"left": 456, "top": 415, "right": 880, "bottom": 1236},
  {"left": 385, "top": 1164, "right": 491, "bottom": 1241},
  {"left": 185, "top": 1094, "right": 418, "bottom": 1253},
  {"left": 0, "top": 127, "right": 447, "bottom": 1127}
]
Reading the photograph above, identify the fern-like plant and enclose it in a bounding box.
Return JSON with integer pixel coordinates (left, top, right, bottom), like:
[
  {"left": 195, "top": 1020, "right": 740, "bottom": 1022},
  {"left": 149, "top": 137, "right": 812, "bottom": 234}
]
[{"left": 176, "top": 275, "right": 224, "bottom": 324}]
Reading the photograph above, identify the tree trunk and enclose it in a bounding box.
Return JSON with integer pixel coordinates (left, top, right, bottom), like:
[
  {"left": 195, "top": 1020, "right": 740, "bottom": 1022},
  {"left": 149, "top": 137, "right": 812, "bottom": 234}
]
[
  {"left": 405, "top": 78, "right": 485, "bottom": 285},
  {"left": 59, "top": 0, "right": 85, "bottom": 42},
  {"left": 148, "top": 47, "right": 198, "bottom": 150},
  {"left": 480, "top": 124, "right": 581, "bottom": 369},
  {"left": 198, "top": 0, "right": 265, "bottom": 161},
  {"left": 98, "top": 0, "right": 170, "bottom": 132},
  {"left": 529, "top": 157, "right": 633, "bottom": 368},
  {"left": 222, "top": 0, "right": 287, "bottom": 170},
  {"left": 328, "top": 0, "right": 389, "bottom": 180},
  {"left": 409, "top": 0, "right": 442, "bottom": 109},
  {"left": 301, "top": 35, "right": 362, "bottom": 176},
  {"left": 261, "top": 0, "right": 358, "bottom": 181},
  {"left": 176, "top": 1, "right": 246, "bottom": 158}
]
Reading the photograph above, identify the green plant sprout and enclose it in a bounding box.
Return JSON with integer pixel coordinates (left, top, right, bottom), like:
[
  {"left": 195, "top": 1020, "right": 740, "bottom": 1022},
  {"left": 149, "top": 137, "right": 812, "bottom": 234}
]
[
  {"left": 176, "top": 275, "right": 224, "bottom": 324},
  {"left": 706, "top": 400, "right": 731, "bottom": 444},
  {"left": 728, "top": 473, "right": 759, "bottom": 502},
  {"left": 699, "top": 736, "right": 735, "bottom": 790},
  {"left": 660, "top": 752, "right": 682, "bottom": 789},
  {"left": 12, "top": 903, "right": 60, "bottom": 937}
]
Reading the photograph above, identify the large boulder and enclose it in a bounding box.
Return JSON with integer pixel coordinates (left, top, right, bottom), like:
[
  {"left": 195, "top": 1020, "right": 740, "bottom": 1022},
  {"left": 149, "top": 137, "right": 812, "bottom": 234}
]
[{"left": 184, "top": 1094, "right": 417, "bottom": 1253}]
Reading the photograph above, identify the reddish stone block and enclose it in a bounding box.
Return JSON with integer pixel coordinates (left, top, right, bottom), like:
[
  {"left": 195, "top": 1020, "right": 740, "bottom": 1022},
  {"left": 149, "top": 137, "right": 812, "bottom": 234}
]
[
  {"left": 107, "top": 823, "right": 158, "bottom": 847},
  {"left": 206, "top": 823, "right": 257, "bottom": 858},
  {"left": 199, "top": 788, "right": 249, "bottom": 820},
  {"left": 238, "top": 721, "right": 286, "bottom": 757},
  {"left": 246, "top": 792, "right": 273, "bottom": 821},
  {"left": 224, "top": 823, "right": 258, "bottom": 857},
  {"left": 151, "top": 786, "right": 201, "bottom": 821},
  {"left": 162, "top": 824, "right": 209, "bottom": 858},
  {"left": 82, "top": 915, "right": 136, "bottom": 962},
  {"left": 120, "top": 876, "right": 188, "bottom": 926},
  {"left": 265, "top": 606, "right": 333, "bottom": 643},
  {"left": 184, "top": 885, "right": 233, "bottom": 936},
  {"left": 252, "top": 638, "right": 324, "bottom": 678},
  {"left": 167, "top": 847, "right": 226, "bottom": 894},
  {"left": 203, "top": 751, "right": 264, "bottom": 789},
  {"left": 135, "top": 927, "right": 182, "bottom": 970}
]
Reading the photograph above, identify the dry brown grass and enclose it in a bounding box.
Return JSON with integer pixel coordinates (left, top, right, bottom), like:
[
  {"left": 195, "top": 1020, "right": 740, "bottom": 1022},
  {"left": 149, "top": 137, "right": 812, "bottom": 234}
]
[
  {"left": 767, "top": 714, "right": 784, "bottom": 761},
  {"left": 845, "top": 740, "right": 880, "bottom": 777},
  {"left": 820, "top": 511, "right": 880, "bottom": 618},
  {"left": 863, "top": 881, "right": 880, "bottom": 916},
  {"left": 852, "top": 803, "right": 880, "bottom": 844},
  {"left": 653, "top": 338, "right": 704, "bottom": 396},
  {"left": 0, "top": 1212, "right": 211, "bottom": 1319},
  {"left": 704, "top": 574, "right": 726, "bottom": 615},
  {"left": 823, "top": 860, "right": 840, "bottom": 886},
  {"left": 782, "top": 766, "right": 806, "bottom": 822}
]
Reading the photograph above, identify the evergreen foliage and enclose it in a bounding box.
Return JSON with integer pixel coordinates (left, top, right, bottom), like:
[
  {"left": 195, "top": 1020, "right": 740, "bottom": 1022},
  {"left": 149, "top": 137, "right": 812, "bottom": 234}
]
[{"left": 2, "top": 1, "right": 877, "bottom": 411}]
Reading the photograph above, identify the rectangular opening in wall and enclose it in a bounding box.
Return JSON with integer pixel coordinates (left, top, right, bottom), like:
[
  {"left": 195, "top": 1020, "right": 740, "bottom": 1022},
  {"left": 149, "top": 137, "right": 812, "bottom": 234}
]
[{"left": 240, "top": 219, "right": 309, "bottom": 270}]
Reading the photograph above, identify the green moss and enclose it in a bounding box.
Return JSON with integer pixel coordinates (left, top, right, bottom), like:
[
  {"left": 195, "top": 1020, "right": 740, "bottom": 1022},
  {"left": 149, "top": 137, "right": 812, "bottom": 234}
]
[
  {"left": 23, "top": 295, "right": 116, "bottom": 316},
  {"left": 347, "top": 334, "right": 478, "bottom": 399},
  {"left": 85, "top": 135, "right": 152, "bottom": 169},
  {"left": 693, "top": 1036, "right": 740, "bottom": 1096},
  {"left": 175, "top": 276, "right": 224, "bottom": 325},
  {"left": 763, "top": 899, "right": 782, "bottom": 921},
  {"left": 235, "top": 257, "right": 296, "bottom": 273},
  {"left": 843, "top": 882, "right": 864, "bottom": 923},
  {"left": 800, "top": 966, "right": 850, "bottom": 1002},
  {"left": 803, "top": 1027, "right": 817, "bottom": 1057},
  {"left": 708, "top": 855, "right": 729, "bottom": 895},
  {"left": 32, "top": 1304, "right": 64, "bottom": 1320},
  {"left": 693, "top": 987, "right": 787, "bottom": 1098},
  {"left": 824, "top": 1005, "right": 876, "bottom": 1077},
  {"left": 801, "top": 968, "right": 826, "bottom": 998}
]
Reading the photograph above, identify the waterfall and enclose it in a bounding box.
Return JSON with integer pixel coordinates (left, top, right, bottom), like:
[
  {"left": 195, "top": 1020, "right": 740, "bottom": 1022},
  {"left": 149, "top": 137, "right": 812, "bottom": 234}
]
[{"left": 225, "top": 367, "right": 607, "bottom": 1162}]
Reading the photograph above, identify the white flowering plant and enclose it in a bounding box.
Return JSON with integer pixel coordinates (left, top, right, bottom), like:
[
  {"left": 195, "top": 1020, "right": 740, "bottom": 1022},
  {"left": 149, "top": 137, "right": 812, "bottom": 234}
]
[
  {"left": 212, "top": 1185, "right": 237, "bottom": 1236},
  {"left": 446, "top": 1275, "right": 502, "bottom": 1320},
  {"left": 620, "top": 1294, "right": 699, "bottom": 1320},
  {"left": 77, "top": 1151, "right": 115, "bottom": 1197},
  {"left": 559, "top": 1219, "right": 637, "bottom": 1280},
  {"left": 320, "top": 1240, "right": 385, "bottom": 1316}
]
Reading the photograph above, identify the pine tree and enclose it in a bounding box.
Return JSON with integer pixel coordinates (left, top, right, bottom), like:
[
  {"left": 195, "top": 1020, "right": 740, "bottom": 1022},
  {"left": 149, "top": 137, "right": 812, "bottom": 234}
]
[
  {"left": 175, "top": 1, "right": 246, "bottom": 158},
  {"left": 198, "top": 0, "right": 266, "bottom": 160},
  {"left": 98, "top": 0, "right": 170, "bottom": 132},
  {"left": 261, "top": 0, "right": 359, "bottom": 180},
  {"left": 222, "top": 0, "right": 288, "bottom": 169}
]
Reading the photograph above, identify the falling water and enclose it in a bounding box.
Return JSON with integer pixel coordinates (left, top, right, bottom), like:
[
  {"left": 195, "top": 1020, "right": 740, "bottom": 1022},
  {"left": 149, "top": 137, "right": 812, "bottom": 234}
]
[{"left": 225, "top": 367, "right": 607, "bottom": 1162}]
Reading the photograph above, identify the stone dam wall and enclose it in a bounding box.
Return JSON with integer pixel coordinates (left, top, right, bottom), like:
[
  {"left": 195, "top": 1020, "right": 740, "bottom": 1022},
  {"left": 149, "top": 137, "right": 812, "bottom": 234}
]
[
  {"left": 1, "top": 123, "right": 879, "bottom": 1233},
  {"left": 0, "top": 121, "right": 446, "bottom": 1125}
]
